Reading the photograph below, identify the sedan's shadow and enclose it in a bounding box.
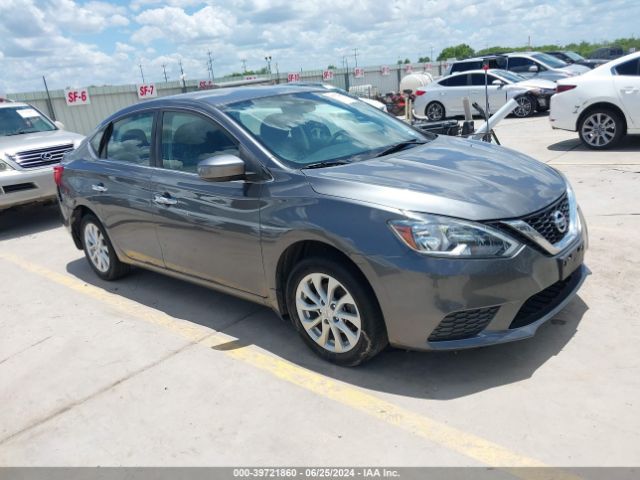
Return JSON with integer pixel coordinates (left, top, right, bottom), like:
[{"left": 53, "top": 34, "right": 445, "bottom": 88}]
[
  {"left": 66, "top": 258, "right": 588, "bottom": 400},
  {"left": 548, "top": 135, "right": 640, "bottom": 152}
]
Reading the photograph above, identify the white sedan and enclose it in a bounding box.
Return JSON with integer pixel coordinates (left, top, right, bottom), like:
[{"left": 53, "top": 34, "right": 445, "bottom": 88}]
[
  {"left": 550, "top": 51, "right": 640, "bottom": 149},
  {"left": 413, "top": 69, "right": 556, "bottom": 120}
]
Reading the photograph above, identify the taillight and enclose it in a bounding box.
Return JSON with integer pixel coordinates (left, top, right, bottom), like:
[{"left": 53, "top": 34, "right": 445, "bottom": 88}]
[
  {"left": 53, "top": 165, "right": 64, "bottom": 186},
  {"left": 556, "top": 84, "right": 576, "bottom": 93},
  {"left": 415, "top": 90, "right": 426, "bottom": 96}
]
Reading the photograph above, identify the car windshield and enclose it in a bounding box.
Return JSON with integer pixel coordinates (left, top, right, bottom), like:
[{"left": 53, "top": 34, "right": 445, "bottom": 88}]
[
  {"left": 490, "top": 69, "right": 525, "bottom": 83},
  {"left": 0, "top": 106, "right": 56, "bottom": 136},
  {"left": 531, "top": 53, "right": 568, "bottom": 69},
  {"left": 222, "top": 91, "right": 430, "bottom": 167},
  {"left": 564, "top": 51, "right": 585, "bottom": 62}
]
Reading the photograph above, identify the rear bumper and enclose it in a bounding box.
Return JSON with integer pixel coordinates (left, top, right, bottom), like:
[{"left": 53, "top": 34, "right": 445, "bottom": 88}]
[{"left": 0, "top": 167, "right": 56, "bottom": 210}]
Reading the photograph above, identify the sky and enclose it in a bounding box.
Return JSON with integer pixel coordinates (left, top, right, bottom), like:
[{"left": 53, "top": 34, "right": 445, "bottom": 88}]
[{"left": 1, "top": 0, "right": 638, "bottom": 94}]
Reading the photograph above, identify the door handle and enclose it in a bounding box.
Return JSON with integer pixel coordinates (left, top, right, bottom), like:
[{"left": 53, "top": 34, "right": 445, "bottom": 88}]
[
  {"left": 621, "top": 87, "right": 639, "bottom": 93},
  {"left": 91, "top": 184, "right": 107, "bottom": 193},
  {"left": 153, "top": 193, "right": 177, "bottom": 206}
]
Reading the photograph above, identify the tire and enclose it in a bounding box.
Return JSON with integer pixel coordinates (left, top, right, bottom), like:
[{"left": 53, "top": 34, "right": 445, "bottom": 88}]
[
  {"left": 80, "top": 214, "right": 130, "bottom": 281},
  {"left": 286, "top": 257, "right": 388, "bottom": 366},
  {"left": 512, "top": 95, "right": 535, "bottom": 118},
  {"left": 425, "top": 101, "right": 445, "bottom": 121},
  {"left": 578, "top": 108, "right": 625, "bottom": 150}
]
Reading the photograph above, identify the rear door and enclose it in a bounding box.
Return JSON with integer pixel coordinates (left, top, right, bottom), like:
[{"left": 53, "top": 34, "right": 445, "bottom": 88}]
[
  {"left": 437, "top": 74, "right": 470, "bottom": 115},
  {"left": 88, "top": 111, "right": 164, "bottom": 267},
  {"left": 150, "top": 109, "right": 265, "bottom": 295},
  {"left": 613, "top": 57, "right": 640, "bottom": 130}
]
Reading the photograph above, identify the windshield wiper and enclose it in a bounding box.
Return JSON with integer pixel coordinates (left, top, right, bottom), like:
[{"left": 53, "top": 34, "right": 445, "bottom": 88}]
[
  {"left": 302, "top": 159, "right": 352, "bottom": 169},
  {"left": 375, "top": 139, "right": 427, "bottom": 158},
  {"left": 6, "top": 129, "right": 37, "bottom": 136}
]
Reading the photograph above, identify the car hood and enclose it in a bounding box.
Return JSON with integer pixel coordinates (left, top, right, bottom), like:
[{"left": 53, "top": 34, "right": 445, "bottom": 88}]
[
  {"left": 515, "top": 78, "right": 556, "bottom": 90},
  {"left": 303, "top": 135, "right": 566, "bottom": 221},
  {"left": 0, "top": 129, "right": 84, "bottom": 155}
]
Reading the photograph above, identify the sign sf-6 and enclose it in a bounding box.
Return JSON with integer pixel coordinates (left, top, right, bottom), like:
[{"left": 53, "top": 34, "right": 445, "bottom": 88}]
[
  {"left": 64, "top": 88, "right": 90, "bottom": 106},
  {"left": 137, "top": 84, "right": 157, "bottom": 99},
  {"left": 287, "top": 72, "right": 301, "bottom": 83}
]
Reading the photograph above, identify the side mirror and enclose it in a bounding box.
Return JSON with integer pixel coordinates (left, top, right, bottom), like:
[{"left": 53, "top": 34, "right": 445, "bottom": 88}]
[
  {"left": 54, "top": 121, "right": 65, "bottom": 130},
  {"left": 197, "top": 154, "right": 245, "bottom": 182},
  {"left": 492, "top": 79, "right": 506, "bottom": 87},
  {"left": 528, "top": 65, "right": 539, "bottom": 73}
]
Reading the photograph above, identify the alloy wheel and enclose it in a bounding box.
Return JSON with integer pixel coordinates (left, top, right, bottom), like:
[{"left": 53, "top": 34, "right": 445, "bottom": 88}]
[
  {"left": 581, "top": 112, "right": 616, "bottom": 147},
  {"left": 513, "top": 97, "right": 533, "bottom": 117},
  {"left": 84, "top": 222, "right": 110, "bottom": 273},
  {"left": 426, "top": 103, "right": 444, "bottom": 121},
  {"left": 295, "top": 273, "right": 362, "bottom": 353}
]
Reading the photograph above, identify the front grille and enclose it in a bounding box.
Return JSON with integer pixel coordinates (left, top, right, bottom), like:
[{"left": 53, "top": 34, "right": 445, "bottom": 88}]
[
  {"left": 2, "top": 182, "right": 36, "bottom": 193},
  {"left": 509, "top": 270, "right": 582, "bottom": 329},
  {"left": 12, "top": 144, "right": 73, "bottom": 169},
  {"left": 428, "top": 306, "right": 499, "bottom": 342},
  {"left": 521, "top": 193, "right": 570, "bottom": 245}
]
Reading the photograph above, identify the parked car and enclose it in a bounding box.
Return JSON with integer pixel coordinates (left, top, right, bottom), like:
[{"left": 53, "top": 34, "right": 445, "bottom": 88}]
[
  {"left": 550, "top": 51, "right": 640, "bottom": 149},
  {"left": 1, "top": 101, "right": 83, "bottom": 211},
  {"left": 57, "top": 85, "right": 587, "bottom": 365},
  {"left": 447, "top": 52, "right": 589, "bottom": 82},
  {"left": 588, "top": 46, "right": 625, "bottom": 61},
  {"left": 413, "top": 69, "right": 556, "bottom": 120},
  {"left": 545, "top": 51, "right": 607, "bottom": 69}
]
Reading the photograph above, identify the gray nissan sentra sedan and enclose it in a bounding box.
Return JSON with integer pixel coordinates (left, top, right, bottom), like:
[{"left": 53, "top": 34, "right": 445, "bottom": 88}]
[{"left": 56, "top": 85, "right": 588, "bottom": 366}]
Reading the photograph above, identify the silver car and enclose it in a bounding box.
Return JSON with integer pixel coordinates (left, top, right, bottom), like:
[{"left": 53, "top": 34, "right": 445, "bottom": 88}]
[
  {"left": 1, "top": 101, "right": 83, "bottom": 211},
  {"left": 57, "top": 86, "right": 588, "bottom": 366}
]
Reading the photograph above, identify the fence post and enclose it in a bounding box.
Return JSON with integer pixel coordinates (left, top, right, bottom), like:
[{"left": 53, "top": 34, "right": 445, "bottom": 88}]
[
  {"left": 344, "top": 71, "right": 350, "bottom": 92},
  {"left": 396, "top": 67, "right": 401, "bottom": 91}
]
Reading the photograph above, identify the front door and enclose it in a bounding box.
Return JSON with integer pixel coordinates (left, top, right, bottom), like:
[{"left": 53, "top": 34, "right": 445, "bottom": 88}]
[
  {"left": 150, "top": 110, "right": 265, "bottom": 295},
  {"left": 467, "top": 73, "right": 506, "bottom": 114}
]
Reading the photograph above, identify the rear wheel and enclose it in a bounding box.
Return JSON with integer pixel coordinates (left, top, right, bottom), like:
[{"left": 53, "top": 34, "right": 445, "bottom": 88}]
[
  {"left": 512, "top": 95, "right": 535, "bottom": 118},
  {"left": 425, "top": 101, "right": 445, "bottom": 121},
  {"left": 81, "top": 214, "right": 130, "bottom": 281},
  {"left": 286, "top": 257, "right": 387, "bottom": 366},
  {"left": 578, "top": 109, "right": 624, "bottom": 149}
]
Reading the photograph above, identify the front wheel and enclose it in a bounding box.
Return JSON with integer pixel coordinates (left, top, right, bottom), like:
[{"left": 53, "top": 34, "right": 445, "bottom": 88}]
[
  {"left": 286, "top": 257, "right": 387, "bottom": 366},
  {"left": 425, "top": 102, "right": 445, "bottom": 121},
  {"left": 512, "top": 95, "right": 534, "bottom": 118},
  {"left": 81, "top": 214, "right": 130, "bottom": 281},
  {"left": 578, "top": 109, "right": 624, "bottom": 150}
]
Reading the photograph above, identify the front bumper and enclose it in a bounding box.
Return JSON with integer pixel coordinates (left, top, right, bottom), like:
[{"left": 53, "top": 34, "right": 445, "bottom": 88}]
[
  {"left": 365, "top": 216, "right": 588, "bottom": 352},
  {"left": 0, "top": 167, "right": 56, "bottom": 210}
]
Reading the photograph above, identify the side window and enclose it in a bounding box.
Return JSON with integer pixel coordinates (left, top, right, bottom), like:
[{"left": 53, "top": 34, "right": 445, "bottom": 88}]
[
  {"left": 89, "top": 127, "right": 107, "bottom": 158},
  {"left": 161, "top": 111, "right": 239, "bottom": 173},
  {"left": 105, "top": 113, "right": 154, "bottom": 165},
  {"left": 440, "top": 74, "right": 467, "bottom": 87},
  {"left": 470, "top": 74, "right": 487, "bottom": 86},
  {"left": 615, "top": 58, "right": 639, "bottom": 76},
  {"left": 508, "top": 57, "right": 535, "bottom": 73}
]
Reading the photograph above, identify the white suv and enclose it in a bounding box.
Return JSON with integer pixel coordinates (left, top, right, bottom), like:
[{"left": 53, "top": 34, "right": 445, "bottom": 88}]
[
  {"left": 0, "top": 101, "right": 84, "bottom": 210},
  {"left": 550, "top": 52, "right": 640, "bottom": 149}
]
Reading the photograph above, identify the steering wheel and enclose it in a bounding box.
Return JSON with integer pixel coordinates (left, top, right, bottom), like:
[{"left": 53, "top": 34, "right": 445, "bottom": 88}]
[
  {"left": 329, "top": 129, "right": 351, "bottom": 145},
  {"left": 305, "top": 121, "right": 332, "bottom": 144}
]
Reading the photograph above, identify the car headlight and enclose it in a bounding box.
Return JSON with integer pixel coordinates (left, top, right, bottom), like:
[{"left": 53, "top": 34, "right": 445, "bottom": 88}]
[
  {"left": 389, "top": 215, "right": 522, "bottom": 258},
  {"left": 0, "top": 155, "right": 14, "bottom": 172}
]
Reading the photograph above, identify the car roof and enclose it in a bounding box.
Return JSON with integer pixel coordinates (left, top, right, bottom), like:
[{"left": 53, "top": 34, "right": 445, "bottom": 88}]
[
  {"left": 0, "top": 101, "right": 29, "bottom": 109},
  {"left": 102, "top": 84, "right": 324, "bottom": 124}
]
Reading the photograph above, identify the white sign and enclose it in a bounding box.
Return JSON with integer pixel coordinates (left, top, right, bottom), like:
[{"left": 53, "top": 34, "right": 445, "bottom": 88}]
[
  {"left": 404, "top": 64, "right": 413, "bottom": 73},
  {"left": 425, "top": 63, "right": 432, "bottom": 70},
  {"left": 287, "top": 72, "right": 301, "bottom": 83},
  {"left": 137, "top": 84, "right": 157, "bottom": 99},
  {"left": 64, "top": 88, "right": 90, "bottom": 106},
  {"left": 17, "top": 108, "right": 40, "bottom": 118},
  {"left": 198, "top": 80, "right": 214, "bottom": 90},
  {"left": 244, "top": 75, "right": 258, "bottom": 80},
  {"left": 380, "top": 65, "right": 390, "bottom": 76},
  {"left": 354, "top": 67, "right": 364, "bottom": 78},
  {"left": 322, "top": 70, "right": 334, "bottom": 81}
]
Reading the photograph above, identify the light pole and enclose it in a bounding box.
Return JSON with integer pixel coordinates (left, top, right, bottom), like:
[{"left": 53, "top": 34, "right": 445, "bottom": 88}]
[
  {"left": 161, "top": 64, "right": 168, "bottom": 82},
  {"left": 207, "top": 51, "right": 215, "bottom": 82},
  {"left": 138, "top": 62, "right": 145, "bottom": 84},
  {"left": 264, "top": 55, "right": 272, "bottom": 75}
]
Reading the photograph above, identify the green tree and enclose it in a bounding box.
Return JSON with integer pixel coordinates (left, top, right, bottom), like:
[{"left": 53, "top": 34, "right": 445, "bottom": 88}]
[
  {"left": 418, "top": 56, "right": 431, "bottom": 63},
  {"left": 327, "top": 64, "right": 336, "bottom": 69},
  {"left": 403, "top": 58, "right": 411, "bottom": 64},
  {"left": 437, "top": 44, "right": 475, "bottom": 61}
]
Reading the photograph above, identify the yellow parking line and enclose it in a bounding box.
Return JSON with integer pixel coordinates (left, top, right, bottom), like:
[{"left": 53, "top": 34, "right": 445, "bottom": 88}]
[{"left": 0, "top": 251, "right": 578, "bottom": 479}]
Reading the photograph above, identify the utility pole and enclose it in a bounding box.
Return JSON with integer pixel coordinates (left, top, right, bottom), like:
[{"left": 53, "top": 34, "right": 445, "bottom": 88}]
[
  {"left": 353, "top": 48, "right": 359, "bottom": 68},
  {"left": 207, "top": 50, "right": 215, "bottom": 82},
  {"left": 161, "top": 64, "right": 168, "bottom": 82},
  {"left": 138, "top": 62, "right": 145, "bottom": 84},
  {"left": 179, "top": 59, "right": 186, "bottom": 92},
  {"left": 264, "top": 55, "right": 272, "bottom": 75},
  {"left": 42, "top": 76, "right": 56, "bottom": 121},
  {"left": 241, "top": 59, "right": 247, "bottom": 73},
  {"left": 430, "top": 46, "right": 434, "bottom": 62}
]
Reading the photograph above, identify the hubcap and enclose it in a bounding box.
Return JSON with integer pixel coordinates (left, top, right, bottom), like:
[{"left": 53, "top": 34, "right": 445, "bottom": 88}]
[
  {"left": 514, "top": 97, "right": 532, "bottom": 117},
  {"left": 582, "top": 113, "right": 616, "bottom": 147},
  {"left": 295, "top": 273, "right": 362, "bottom": 353},
  {"left": 427, "top": 103, "right": 443, "bottom": 120},
  {"left": 84, "top": 223, "right": 110, "bottom": 273}
]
